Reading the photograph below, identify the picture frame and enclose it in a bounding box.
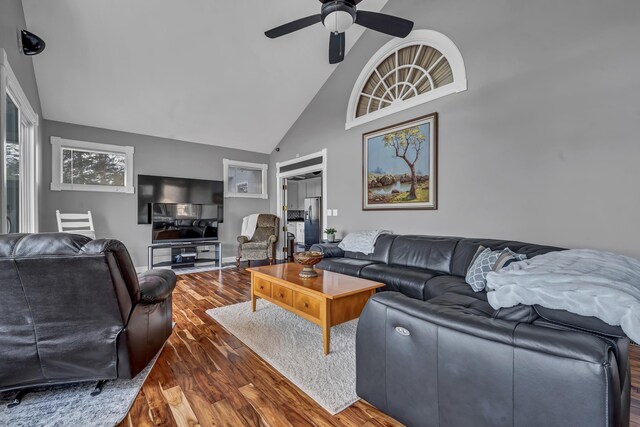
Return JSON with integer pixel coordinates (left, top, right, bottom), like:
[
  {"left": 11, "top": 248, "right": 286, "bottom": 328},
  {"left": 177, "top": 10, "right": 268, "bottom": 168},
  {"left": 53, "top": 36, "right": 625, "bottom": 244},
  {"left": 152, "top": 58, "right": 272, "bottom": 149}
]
[{"left": 362, "top": 112, "right": 438, "bottom": 210}]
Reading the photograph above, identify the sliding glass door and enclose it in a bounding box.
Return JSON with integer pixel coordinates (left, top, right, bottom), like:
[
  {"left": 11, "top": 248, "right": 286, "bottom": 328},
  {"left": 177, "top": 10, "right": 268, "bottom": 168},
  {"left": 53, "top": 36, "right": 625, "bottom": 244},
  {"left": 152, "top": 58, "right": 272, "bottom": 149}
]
[
  {"left": 5, "top": 95, "right": 20, "bottom": 232},
  {"left": 1, "top": 49, "right": 39, "bottom": 234}
]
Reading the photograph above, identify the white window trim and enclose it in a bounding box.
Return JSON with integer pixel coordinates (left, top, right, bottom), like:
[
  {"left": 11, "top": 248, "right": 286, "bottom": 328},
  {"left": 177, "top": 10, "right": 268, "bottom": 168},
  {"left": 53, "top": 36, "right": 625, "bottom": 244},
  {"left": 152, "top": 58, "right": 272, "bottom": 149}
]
[
  {"left": 1, "top": 48, "right": 40, "bottom": 233},
  {"left": 346, "top": 30, "right": 468, "bottom": 130},
  {"left": 50, "top": 136, "right": 134, "bottom": 193},
  {"left": 223, "top": 158, "right": 268, "bottom": 199}
]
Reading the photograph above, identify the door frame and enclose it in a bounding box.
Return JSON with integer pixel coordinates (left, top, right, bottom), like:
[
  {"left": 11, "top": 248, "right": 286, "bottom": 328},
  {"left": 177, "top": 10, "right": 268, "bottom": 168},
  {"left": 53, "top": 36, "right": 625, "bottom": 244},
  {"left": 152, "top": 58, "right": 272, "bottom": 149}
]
[
  {"left": 0, "top": 49, "right": 39, "bottom": 233},
  {"left": 275, "top": 148, "right": 327, "bottom": 259}
]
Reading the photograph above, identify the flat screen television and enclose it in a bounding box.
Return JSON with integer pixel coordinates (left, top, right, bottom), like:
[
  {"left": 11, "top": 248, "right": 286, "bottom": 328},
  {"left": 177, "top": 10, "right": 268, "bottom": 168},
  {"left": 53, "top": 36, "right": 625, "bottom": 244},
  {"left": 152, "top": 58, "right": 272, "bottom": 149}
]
[
  {"left": 152, "top": 203, "right": 219, "bottom": 243},
  {"left": 138, "top": 174, "right": 224, "bottom": 224}
]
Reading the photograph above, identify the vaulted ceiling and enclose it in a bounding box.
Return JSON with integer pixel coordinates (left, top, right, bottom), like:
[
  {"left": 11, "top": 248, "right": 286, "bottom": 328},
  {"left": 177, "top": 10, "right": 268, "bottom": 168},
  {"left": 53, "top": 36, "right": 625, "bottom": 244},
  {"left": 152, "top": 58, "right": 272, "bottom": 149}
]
[{"left": 22, "top": 0, "right": 387, "bottom": 153}]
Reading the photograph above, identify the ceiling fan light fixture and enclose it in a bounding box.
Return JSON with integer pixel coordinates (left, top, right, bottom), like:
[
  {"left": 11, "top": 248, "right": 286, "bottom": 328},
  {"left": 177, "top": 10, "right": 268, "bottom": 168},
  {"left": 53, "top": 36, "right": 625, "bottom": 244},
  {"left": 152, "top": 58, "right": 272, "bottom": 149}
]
[{"left": 321, "top": 2, "right": 356, "bottom": 33}]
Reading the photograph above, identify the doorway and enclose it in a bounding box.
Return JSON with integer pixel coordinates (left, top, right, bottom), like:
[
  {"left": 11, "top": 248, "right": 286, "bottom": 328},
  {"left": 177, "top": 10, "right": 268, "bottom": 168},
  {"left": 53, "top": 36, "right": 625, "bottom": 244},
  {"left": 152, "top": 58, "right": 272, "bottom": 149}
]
[
  {"left": 1, "top": 50, "right": 39, "bottom": 234},
  {"left": 276, "top": 149, "right": 327, "bottom": 260}
]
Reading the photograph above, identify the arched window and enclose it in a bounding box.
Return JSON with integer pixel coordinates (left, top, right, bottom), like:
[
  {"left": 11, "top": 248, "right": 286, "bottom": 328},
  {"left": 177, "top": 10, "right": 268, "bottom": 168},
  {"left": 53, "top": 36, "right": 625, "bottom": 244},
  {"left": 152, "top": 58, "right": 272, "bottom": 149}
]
[{"left": 346, "top": 30, "right": 467, "bottom": 129}]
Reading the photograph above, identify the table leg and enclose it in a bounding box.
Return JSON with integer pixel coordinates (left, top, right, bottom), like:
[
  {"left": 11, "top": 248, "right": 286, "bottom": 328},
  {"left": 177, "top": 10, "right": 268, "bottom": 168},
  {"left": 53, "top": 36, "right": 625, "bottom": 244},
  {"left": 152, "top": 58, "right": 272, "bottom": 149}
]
[
  {"left": 322, "top": 299, "right": 331, "bottom": 355},
  {"left": 250, "top": 273, "right": 257, "bottom": 312}
]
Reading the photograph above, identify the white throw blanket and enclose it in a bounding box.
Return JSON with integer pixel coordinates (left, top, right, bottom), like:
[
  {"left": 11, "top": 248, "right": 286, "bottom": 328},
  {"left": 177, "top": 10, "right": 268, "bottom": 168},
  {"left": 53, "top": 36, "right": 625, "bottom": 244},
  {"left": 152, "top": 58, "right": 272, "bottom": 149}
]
[
  {"left": 486, "top": 249, "right": 640, "bottom": 343},
  {"left": 240, "top": 214, "right": 259, "bottom": 239},
  {"left": 338, "top": 230, "right": 391, "bottom": 255}
]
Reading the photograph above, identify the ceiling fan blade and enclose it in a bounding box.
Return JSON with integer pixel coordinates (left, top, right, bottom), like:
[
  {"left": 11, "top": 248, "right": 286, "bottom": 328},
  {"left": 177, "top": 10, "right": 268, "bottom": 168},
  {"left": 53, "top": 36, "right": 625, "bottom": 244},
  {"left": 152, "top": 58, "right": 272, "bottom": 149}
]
[
  {"left": 355, "top": 11, "right": 414, "bottom": 38},
  {"left": 265, "top": 14, "right": 322, "bottom": 39},
  {"left": 329, "top": 32, "right": 345, "bottom": 64}
]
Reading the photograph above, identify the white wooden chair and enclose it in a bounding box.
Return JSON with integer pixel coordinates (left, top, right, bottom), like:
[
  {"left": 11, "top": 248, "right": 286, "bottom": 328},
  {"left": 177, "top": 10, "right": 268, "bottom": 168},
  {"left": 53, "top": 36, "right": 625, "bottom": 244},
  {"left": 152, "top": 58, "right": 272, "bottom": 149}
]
[{"left": 55, "top": 210, "right": 96, "bottom": 239}]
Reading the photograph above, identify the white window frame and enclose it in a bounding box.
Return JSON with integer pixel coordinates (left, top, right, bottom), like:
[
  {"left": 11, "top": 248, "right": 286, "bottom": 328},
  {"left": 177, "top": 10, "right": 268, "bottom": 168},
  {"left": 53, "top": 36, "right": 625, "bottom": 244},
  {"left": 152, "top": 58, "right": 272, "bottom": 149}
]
[
  {"left": 223, "top": 158, "right": 268, "bottom": 199},
  {"left": 50, "top": 136, "right": 134, "bottom": 193},
  {"left": 1, "top": 48, "right": 40, "bottom": 233},
  {"left": 346, "top": 30, "right": 468, "bottom": 130}
]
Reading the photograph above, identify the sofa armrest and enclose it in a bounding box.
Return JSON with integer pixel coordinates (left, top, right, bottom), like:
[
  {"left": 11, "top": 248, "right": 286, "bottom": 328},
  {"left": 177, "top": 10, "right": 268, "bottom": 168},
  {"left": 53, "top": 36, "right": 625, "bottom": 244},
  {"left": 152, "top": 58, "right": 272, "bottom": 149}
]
[
  {"left": 369, "top": 292, "right": 614, "bottom": 362},
  {"left": 357, "top": 291, "right": 628, "bottom": 427},
  {"left": 138, "top": 269, "right": 177, "bottom": 304},
  {"left": 267, "top": 234, "right": 278, "bottom": 245},
  {"left": 310, "top": 242, "right": 344, "bottom": 258},
  {"left": 237, "top": 236, "right": 250, "bottom": 244}
]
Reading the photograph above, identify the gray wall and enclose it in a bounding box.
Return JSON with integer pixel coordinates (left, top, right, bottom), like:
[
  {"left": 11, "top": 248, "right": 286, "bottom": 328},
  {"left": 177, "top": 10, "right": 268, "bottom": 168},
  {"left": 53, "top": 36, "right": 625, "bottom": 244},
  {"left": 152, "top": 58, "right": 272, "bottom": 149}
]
[
  {"left": 271, "top": 0, "right": 640, "bottom": 259},
  {"left": 41, "top": 120, "right": 270, "bottom": 267},
  {"left": 0, "top": 0, "right": 42, "bottom": 116}
]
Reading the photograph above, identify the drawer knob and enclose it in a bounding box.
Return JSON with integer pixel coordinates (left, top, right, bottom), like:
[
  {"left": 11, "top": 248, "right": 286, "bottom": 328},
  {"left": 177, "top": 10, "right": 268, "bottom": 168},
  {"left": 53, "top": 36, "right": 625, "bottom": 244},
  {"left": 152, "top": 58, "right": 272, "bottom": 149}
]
[
  {"left": 304, "top": 303, "right": 309, "bottom": 308},
  {"left": 279, "top": 293, "right": 284, "bottom": 298}
]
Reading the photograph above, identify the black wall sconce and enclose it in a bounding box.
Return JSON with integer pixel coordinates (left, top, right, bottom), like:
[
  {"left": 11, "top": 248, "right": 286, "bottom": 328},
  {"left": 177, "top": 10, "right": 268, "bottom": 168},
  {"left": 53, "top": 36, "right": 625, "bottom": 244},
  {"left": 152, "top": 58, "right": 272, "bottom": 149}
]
[{"left": 18, "top": 29, "right": 46, "bottom": 56}]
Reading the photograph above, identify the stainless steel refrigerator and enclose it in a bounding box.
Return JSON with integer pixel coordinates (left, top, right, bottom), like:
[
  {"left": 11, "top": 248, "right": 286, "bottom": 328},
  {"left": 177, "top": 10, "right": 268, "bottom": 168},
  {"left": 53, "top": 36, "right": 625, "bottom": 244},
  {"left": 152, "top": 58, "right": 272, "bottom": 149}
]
[{"left": 304, "top": 197, "right": 321, "bottom": 250}]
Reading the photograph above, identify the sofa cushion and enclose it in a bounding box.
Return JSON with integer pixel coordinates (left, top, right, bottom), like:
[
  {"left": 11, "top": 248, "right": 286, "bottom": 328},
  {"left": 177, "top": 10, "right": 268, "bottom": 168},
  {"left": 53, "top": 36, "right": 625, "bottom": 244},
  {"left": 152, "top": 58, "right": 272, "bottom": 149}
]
[
  {"left": 387, "top": 235, "right": 459, "bottom": 274},
  {"left": 450, "top": 238, "right": 563, "bottom": 277},
  {"left": 360, "top": 264, "right": 441, "bottom": 300},
  {"left": 533, "top": 306, "right": 626, "bottom": 338},
  {"left": 424, "top": 275, "right": 489, "bottom": 301},
  {"left": 317, "top": 258, "right": 378, "bottom": 277},
  {"left": 242, "top": 241, "right": 269, "bottom": 250},
  {"left": 344, "top": 233, "right": 398, "bottom": 263},
  {"left": 426, "top": 293, "right": 495, "bottom": 318}
]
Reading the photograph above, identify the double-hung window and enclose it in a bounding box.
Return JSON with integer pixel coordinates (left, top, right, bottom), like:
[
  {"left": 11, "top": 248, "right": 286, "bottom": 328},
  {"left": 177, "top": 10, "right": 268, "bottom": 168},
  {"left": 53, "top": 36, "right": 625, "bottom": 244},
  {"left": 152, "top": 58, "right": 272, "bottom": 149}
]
[{"left": 51, "top": 136, "right": 134, "bottom": 193}]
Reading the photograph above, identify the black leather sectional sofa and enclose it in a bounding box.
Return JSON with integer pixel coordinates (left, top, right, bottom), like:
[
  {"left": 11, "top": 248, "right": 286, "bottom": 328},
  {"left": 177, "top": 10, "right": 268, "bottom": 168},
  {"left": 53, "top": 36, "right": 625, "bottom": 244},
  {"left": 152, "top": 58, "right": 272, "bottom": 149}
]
[{"left": 311, "top": 235, "right": 631, "bottom": 427}]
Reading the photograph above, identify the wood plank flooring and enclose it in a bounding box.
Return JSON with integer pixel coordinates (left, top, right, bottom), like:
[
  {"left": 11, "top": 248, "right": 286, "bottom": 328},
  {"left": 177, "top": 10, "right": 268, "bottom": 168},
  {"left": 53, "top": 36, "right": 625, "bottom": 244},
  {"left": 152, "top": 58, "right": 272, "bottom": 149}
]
[{"left": 119, "top": 264, "right": 640, "bottom": 427}]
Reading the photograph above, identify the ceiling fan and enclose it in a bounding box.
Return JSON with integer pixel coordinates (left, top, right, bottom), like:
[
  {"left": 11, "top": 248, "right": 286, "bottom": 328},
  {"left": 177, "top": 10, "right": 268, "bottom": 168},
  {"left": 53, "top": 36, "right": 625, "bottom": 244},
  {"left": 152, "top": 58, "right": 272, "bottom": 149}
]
[{"left": 265, "top": 0, "right": 414, "bottom": 64}]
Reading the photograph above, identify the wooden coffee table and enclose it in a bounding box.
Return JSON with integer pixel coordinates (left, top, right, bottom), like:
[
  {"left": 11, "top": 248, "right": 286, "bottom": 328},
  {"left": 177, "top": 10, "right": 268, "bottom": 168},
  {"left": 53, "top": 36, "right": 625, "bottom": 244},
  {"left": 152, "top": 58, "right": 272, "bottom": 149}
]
[{"left": 247, "top": 263, "right": 384, "bottom": 355}]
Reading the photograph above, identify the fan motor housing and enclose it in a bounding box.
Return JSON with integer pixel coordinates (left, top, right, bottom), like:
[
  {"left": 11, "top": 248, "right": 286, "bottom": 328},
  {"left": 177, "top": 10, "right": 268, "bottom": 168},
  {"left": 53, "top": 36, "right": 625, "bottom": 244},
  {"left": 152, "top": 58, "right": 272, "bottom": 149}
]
[{"left": 321, "top": 1, "right": 357, "bottom": 33}]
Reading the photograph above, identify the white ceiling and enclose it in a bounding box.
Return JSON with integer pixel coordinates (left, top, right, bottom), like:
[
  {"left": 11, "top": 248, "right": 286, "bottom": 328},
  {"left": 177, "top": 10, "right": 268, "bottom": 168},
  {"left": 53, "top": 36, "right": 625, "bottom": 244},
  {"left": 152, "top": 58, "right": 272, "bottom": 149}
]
[{"left": 22, "top": 0, "right": 387, "bottom": 153}]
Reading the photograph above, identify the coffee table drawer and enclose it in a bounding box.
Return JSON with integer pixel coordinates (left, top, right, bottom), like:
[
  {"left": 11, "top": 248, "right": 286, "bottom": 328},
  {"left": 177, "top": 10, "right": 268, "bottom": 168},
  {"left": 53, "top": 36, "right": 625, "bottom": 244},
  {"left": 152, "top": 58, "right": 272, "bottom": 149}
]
[
  {"left": 272, "top": 283, "right": 293, "bottom": 306},
  {"left": 254, "top": 277, "right": 271, "bottom": 297},
  {"left": 294, "top": 292, "right": 321, "bottom": 319}
]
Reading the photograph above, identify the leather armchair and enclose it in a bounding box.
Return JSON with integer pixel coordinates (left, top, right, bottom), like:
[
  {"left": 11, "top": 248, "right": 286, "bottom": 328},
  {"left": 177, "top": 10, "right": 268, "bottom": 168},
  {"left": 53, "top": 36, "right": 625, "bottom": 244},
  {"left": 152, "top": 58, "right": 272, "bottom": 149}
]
[
  {"left": 0, "top": 233, "right": 177, "bottom": 393},
  {"left": 236, "top": 214, "right": 279, "bottom": 266}
]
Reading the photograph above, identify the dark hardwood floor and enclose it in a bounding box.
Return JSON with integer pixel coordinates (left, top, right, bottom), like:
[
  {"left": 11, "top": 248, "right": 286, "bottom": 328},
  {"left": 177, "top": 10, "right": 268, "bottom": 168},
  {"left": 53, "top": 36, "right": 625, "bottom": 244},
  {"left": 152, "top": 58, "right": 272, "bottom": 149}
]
[{"left": 119, "top": 264, "right": 640, "bottom": 427}]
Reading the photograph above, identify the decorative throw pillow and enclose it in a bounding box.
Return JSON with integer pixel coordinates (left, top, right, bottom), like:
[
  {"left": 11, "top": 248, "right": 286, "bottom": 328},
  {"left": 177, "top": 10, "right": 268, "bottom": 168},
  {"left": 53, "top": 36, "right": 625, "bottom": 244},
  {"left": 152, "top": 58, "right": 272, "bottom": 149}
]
[
  {"left": 465, "top": 247, "right": 528, "bottom": 292},
  {"left": 493, "top": 248, "right": 527, "bottom": 271},
  {"left": 465, "top": 248, "right": 504, "bottom": 292}
]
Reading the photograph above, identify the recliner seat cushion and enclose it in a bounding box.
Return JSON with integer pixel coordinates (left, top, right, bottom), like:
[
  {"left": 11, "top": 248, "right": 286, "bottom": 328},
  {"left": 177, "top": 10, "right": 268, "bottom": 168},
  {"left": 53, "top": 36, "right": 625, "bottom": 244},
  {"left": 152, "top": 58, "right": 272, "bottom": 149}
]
[
  {"left": 425, "top": 292, "right": 495, "bottom": 318},
  {"left": 360, "top": 264, "right": 441, "bottom": 300},
  {"left": 317, "top": 258, "right": 378, "bottom": 277},
  {"left": 424, "top": 275, "right": 489, "bottom": 301},
  {"left": 534, "top": 305, "right": 626, "bottom": 338},
  {"left": 242, "top": 241, "right": 269, "bottom": 250}
]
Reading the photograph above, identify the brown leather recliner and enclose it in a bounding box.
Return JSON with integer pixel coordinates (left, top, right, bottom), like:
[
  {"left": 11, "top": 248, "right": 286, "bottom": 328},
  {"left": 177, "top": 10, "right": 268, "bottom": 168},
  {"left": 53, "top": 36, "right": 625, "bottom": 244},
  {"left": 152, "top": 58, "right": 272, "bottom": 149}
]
[{"left": 0, "top": 233, "right": 176, "bottom": 393}]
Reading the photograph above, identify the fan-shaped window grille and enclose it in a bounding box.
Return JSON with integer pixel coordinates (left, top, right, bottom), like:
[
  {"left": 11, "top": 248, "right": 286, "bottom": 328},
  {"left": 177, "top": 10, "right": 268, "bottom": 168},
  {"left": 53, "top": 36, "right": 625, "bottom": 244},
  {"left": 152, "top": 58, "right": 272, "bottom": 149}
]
[{"left": 346, "top": 30, "right": 467, "bottom": 129}]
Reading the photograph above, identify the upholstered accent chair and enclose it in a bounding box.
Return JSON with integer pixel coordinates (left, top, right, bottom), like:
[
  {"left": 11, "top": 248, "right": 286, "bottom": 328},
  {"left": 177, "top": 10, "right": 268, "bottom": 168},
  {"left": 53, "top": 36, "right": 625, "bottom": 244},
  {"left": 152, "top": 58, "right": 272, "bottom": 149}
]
[{"left": 236, "top": 214, "right": 279, "bottom": 266}]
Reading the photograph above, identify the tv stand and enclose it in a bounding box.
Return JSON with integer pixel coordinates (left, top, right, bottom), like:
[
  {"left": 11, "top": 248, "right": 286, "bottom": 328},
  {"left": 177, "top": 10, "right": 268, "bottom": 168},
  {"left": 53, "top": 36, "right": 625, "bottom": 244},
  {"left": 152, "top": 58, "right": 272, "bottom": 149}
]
[{"left": 147, "top": 240, "right": 221, "bottom": 271}]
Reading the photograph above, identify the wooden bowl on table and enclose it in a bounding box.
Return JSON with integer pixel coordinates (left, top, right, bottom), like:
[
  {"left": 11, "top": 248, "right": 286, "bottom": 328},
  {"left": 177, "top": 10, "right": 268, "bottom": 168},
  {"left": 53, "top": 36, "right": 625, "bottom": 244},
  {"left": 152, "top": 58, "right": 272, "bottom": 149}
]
[{"left": 293, "top": 251, "right": 324, "bottom": 278}]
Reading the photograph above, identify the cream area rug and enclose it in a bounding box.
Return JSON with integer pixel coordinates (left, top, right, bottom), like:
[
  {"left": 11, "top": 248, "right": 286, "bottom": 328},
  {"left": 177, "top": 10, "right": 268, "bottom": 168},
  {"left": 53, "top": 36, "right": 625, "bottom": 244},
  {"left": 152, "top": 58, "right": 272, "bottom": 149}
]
[{"left": 207, "top": 299, "right": 359, "bottom": 414}]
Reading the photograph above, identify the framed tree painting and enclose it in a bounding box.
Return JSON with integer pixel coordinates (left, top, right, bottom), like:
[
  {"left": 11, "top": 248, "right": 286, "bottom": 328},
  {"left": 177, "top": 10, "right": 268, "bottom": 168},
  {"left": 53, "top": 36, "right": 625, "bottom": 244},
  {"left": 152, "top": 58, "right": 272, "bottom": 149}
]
[{"left": 362, "top": 113, "right": 438, "bottom": 210}]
